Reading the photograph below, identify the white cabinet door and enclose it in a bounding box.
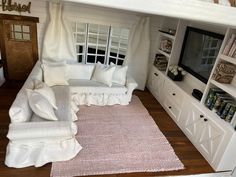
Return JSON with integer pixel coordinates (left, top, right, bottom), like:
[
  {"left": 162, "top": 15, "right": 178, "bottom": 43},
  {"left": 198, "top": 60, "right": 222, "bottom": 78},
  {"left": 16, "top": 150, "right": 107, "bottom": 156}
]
[
  {"left": 147, "top": 67, "right": 165, "bottom": 102},
  {"left": 180, "top": 101, "right": 225, "bottom": 164}
]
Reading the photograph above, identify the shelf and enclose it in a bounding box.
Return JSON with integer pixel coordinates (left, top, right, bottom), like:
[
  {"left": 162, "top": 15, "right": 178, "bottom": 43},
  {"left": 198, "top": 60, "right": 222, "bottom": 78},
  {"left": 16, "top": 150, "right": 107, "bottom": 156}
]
[
  {"left": 159, "top": 31, "right": 175, "bottom": 40},
  {"left": 157, "top": 49, "right": 171, "bottom": 58},
  {"left": 220, "top": 54, "right": 236, "bottom": 65},
  {"left": 211, "top": 79, "right": 236, "bottom": 98}
]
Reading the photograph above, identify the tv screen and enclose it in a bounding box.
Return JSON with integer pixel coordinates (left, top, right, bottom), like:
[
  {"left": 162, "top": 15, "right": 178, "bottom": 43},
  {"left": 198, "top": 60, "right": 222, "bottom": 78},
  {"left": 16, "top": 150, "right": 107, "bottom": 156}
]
[{"left": 178, "top": 27, "right": 224, "bottom": 84}]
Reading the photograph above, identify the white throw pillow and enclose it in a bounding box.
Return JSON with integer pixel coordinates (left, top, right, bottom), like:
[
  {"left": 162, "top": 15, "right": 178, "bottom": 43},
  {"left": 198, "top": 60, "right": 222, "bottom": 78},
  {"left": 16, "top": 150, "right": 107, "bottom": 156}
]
[
  {"left": 33, "top": 79, "right": 58, "bottom": 109},
  {"left": 26, "top": 89, "right": 58, "bottom": 121},
  {"left": 41, "top": 62, "right": 69, "bottom": 86},
  {"left": 111, "top": 63, "right": 128, "bottom": 85},
  {"left": 91, "top": 62, "right": 116, "bottom": 87}
]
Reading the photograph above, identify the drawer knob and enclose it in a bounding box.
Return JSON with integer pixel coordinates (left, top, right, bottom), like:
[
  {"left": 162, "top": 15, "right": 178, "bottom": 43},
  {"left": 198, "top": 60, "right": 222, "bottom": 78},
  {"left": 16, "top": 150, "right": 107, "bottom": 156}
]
[
  {"left": 154, "top": 73, "right": 158, "bottom": 76},
  {"left": 200, "top": 115, "right": 204, "bottom": 118},
  {"left": 204, "top": 118, "right": 208, "bottom": 122},
  {"left": 172, "top": 93, "right": 176, "bottom": 96},
  {"left": 168, "top": 106, "right": 172, "bottom": 109}
]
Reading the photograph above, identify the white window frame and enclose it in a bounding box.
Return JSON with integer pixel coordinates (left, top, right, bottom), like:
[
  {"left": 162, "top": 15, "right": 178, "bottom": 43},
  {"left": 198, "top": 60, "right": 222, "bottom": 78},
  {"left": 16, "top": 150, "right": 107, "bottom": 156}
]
[{"left": 73, "top": 22, "right": 129, "bottom": 66}]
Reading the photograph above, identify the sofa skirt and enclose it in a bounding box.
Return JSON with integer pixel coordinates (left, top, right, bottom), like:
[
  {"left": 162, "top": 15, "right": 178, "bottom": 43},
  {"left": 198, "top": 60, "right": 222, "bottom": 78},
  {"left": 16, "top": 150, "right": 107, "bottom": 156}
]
[
  {"left": 5, "top": 138, "right": 82, "bottom": 168},
  {"left": 72, "top": 93, "right": 131, "bottom": 106}
]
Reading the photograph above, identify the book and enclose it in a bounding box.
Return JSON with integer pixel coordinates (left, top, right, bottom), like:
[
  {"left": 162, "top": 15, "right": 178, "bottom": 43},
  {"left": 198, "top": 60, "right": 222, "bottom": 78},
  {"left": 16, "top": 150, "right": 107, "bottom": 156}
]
[
  {"left": 223, "top": 33, "right": 236, "bottom": 55},
  {"left": 205, "top": 88, "right": 225, "bottom": 109},
  {"left": 228, "top": 40, "right": 236, "bottom": 57}
]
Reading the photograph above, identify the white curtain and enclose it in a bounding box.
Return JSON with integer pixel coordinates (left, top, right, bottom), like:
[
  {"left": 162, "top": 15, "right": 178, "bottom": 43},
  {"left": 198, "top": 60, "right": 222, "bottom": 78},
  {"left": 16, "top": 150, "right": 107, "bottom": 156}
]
[
  {"left": 42, "top": 2, "right": 76, "bottom": 62},
  {"left": 125, "top": 17, "right": 150, "bottom": 90}
]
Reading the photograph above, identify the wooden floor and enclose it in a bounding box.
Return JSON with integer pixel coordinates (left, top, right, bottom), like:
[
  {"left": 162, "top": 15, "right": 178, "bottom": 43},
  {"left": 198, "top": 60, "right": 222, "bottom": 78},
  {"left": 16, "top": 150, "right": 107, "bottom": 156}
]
[{"left": 0, "top": 81, "right": 214, "bottom": 177}]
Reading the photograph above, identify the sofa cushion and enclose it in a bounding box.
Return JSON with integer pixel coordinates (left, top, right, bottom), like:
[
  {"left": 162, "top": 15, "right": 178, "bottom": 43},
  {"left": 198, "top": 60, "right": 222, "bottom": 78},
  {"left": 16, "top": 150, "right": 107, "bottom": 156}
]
[
  {"left": 111, "top": 63, "right": 128, "bottom": 85},
  {"left": 31, "top": 85, "right": 72, "bottom": 122},
  {"left": 26, "top": 89, "right": 58, "bottom": 121},
  {"left": 68, "top": 79, "right": 128, "bottom": 94},
  {"left": 91, "top": 62, "right": 116, "bottom": 87},
  {"left": 42, "top": 62, "right": 69, "bottom": 86},
  {"left": 67, "top": 63, "right": 95, "bottom": 80},
  {"left": 33, "top": 80, "right": 58, "bottom": 109}
]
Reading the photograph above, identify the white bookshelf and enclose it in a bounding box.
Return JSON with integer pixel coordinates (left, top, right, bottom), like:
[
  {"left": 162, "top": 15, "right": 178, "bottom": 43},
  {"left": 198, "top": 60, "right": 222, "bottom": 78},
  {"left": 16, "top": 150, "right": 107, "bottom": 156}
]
[
  {"left": 159, "top": 31, "right": 175, "bottom": 40},
  {"left": 157, "top": 49, "right": 171, "bottom": 58},
  {"left": 148, "top": 17, "right": 236, "bottom": 171},
  {"left": 220, "top": 54, "right": 236, "bottom": 65},
  {"left": 210, "top": 80, "right": 236, "bottom": 98}
]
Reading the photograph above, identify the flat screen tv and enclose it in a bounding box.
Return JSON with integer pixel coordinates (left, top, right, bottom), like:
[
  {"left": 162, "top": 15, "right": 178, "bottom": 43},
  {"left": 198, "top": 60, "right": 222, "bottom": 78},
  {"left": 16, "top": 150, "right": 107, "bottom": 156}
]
[{"left": 178, "top": 26, "right": 224, "bottom": 84}]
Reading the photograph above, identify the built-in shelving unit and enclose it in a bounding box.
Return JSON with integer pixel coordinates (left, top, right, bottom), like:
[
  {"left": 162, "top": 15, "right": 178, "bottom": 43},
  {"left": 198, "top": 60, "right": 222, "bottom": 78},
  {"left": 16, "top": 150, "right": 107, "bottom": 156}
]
[
  {"left": 147, "top": 17, "right": 236, "bottom": 172},
  {"left": 156, "top": 49, "right": 170, "bottom": 58},
  {"left": 210, "top": 80, "right": 236, "bottom": 98},
  {"left": 220, "top": 54, "right": 236, "bottom": 65}
]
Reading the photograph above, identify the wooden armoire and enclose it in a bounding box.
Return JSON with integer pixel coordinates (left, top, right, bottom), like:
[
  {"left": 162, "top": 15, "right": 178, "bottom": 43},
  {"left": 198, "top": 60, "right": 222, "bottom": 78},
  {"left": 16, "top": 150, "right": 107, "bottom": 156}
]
[{"left": 0, "top": 14, "right": 39, "bottom": 80}]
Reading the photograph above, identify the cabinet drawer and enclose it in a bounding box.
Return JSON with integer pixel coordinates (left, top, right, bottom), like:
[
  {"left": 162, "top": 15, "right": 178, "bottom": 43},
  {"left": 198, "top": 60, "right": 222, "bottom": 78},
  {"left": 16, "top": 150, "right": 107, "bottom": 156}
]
[
  {"left": 163, "top": 97, "right": 181, "bottom": 122},
  {"left": 164, "top": 79, "right": 184, "bottom": 106}
]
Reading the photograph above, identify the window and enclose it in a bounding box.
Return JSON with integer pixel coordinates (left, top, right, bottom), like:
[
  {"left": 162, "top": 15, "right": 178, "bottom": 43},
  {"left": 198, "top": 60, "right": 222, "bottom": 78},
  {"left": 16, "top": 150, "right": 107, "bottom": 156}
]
[
  {"left": 201, "top": 36, "right": 221, "bottom": 66},
  {"left": 10, "top": 24, "right": 31, "bottom": 41},
  {"left": 73, "top": 22, "right": 129, "bottom": 65}
]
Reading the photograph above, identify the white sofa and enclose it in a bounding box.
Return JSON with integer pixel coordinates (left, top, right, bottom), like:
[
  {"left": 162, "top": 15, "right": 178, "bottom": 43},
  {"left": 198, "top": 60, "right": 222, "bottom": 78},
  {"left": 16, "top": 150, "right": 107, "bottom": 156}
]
[
  {"left": 67, "top": 62, "right": 138, "bottom": 106},
  {"left": 5, "top": 60, "right": 137, "bottom": 168},
  {"left": 5, "top": 61, "right": 82, "bottom": 168}
]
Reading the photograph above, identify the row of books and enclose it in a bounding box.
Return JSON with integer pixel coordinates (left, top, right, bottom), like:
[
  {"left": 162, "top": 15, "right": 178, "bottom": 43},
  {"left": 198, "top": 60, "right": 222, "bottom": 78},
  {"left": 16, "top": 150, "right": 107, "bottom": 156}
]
[
  {"left": 223, "top": 33, "right": 236, "bottom": 58},
  {"left": 205, "top": 88, "right": 236, "bottom": 130},
  {"left": 154, "top": 54, "right": 168, "bottom": 71}
]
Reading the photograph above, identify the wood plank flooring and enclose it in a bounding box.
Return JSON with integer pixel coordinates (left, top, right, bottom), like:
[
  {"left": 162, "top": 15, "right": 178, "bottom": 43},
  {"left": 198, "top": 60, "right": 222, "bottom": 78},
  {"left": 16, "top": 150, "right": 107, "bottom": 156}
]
[{"left": 0, "top": 81, "right": 214, "bottom": 177}]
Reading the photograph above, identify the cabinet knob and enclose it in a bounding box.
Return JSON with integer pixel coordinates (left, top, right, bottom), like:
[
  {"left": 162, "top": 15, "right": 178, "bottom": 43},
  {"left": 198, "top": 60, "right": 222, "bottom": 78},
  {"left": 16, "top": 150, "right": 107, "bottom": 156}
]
[
  {"left": 204, "top": 118, "right": 208, "bottom": 122},
  {"left": 168, "top": 106, "right": 172, "bottom": 109},
  {"left": 172, "top": 93, "right": 176, "bottom": 96},
  {"left": 154, "top": 73, "right": 158, "bottom": 76},
  {"left": 200, "top": 115, "right": 204, "bottom": 118}
]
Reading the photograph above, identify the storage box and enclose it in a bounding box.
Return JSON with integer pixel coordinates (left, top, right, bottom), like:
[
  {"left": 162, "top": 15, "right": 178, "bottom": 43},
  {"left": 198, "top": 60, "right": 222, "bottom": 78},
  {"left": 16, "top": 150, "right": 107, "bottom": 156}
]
[
  {"left": 212, "top": 61, "right": 236, "bottom": 84},
  {"left": 167, "top": 70, "right": 183, "bottom": 81}
]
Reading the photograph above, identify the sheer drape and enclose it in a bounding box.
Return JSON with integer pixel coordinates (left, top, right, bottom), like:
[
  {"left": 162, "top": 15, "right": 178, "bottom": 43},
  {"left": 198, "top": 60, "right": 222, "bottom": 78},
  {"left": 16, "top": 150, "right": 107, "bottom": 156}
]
[
  {"left": 125, "top": 17, "right": 150, "bottom": 90},
  {"left": 42, "top": 2, "right": 76, "bottom": 62}
]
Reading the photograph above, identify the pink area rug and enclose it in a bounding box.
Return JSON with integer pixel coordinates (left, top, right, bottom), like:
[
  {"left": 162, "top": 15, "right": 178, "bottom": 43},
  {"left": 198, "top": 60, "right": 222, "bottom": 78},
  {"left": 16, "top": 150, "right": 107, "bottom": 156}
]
[{"left": 51, "top": 96, "right": 184, "bottom": 177}]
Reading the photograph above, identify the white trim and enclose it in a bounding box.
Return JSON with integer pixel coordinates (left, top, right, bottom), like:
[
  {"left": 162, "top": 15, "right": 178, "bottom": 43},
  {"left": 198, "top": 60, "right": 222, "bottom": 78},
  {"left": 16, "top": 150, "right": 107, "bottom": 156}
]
[{"left": 64, "top": 0, "right": 236, "bottom": 27}]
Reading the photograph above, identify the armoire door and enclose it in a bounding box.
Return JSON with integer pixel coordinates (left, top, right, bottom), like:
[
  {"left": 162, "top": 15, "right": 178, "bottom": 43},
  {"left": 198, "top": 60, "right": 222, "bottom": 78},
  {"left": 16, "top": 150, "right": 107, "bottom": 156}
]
[{"left": 0, "top": 14, "right": 39, "bottom": 80}]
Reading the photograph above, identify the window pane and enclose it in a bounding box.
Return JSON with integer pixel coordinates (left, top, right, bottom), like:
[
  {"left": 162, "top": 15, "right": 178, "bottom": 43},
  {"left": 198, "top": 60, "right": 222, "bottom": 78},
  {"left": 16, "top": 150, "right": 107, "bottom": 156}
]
[
  {"left": 77, "top": 23, "right": 86, "bottom": 32},
  {"left": 118, "top": 53, "right": 125, "bottom": 59},
  {"left": 120, "top": 39, "right": 128, "bottom": 48},
  {"left": 76, "top": 45, "right": 84, "bottom": 53},
  {"left": 88, "top": 34, "right": 97, "bottom": 44},
  {"left": 89, "top": 24, "right": 99, "bottom": 34},
  {"left": 88, "top": 46, "right": 96, "bottom": 54},
  {"left": 97, "top": 46, "right": 106, "bottom": 55},
  {"left": 98, "top": 35, "right": 107, "bottom": 45},
  {"left": 111, "top": 37, "right": 119, "bottom": 47},
  {"left": 77, "top": 34, "right": 85, "bottom": 43},
  {"left": 99, "top": 25, "right": 109, "bottom": 34},
  {"left": 15, "top": 32, "right": 22, "bottom": 39},
  {"left": 110, "top": 48, "right": 118, "bottom": 57},
  {"left": 23, "top": 33, "right": 30, "bottom": 40},
  {"left": 87, "top": 55, "right": 96, "bottom": 63},
  {"left": 77, "top": 55, "right": 84, "bottom": 63},
  {"left": 109, "top": 57, "right": 117, "bottom": 65},
  {"left": 117, "top": 59, "right": 124, "bottom": 65},
  {"left": 121, "top": 29, "right": 129, "bottom": 39},
  {"left": 97, "top": 56, "right": 105, "bottom": 64},
  {"left": 22, "top": 25, "right": 30, "bottom": 33},
  {"left": 112, "top": 28, "right": 121, "bottom": 36},
  {"left": 14, "top": 25, "right": 22, "bottom": 32}
]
